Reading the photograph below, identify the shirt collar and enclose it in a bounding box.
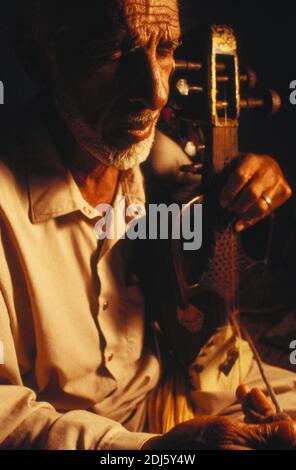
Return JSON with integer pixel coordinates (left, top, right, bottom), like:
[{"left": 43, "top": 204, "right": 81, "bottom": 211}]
[{"left": 22, "top": 102, "right": 146, "bottom": 224}]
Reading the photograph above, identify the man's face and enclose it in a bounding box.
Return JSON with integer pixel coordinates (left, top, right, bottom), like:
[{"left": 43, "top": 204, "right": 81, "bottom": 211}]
[{"left": 51, "top": 0, "right": 181, "bottom": 170}]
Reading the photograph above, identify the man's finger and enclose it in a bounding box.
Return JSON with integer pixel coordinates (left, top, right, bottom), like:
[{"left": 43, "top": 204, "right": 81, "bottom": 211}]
[
  {"left": 239, "top": 388, "right": 277, "bottom": 424},
  {"left": 235, "top": 212, "right": 266, "bottom": 232},
  {"left": 236, "top": 384, "right": 250, "bottom": 404},
  {"left": 249, "top": 388, "right": 276, "bottom": 416},
  {"left": 220, "top": 168, "right": 254, "bottom": 208},
  {"left": 229, "top": 177, "right": 267, "bottom": 215},
  {"left": 246, "top": 421, "right": 296, "bottom": 449},
  {"left": 219, "top": 153, "right": 270, "bottom": 207}
]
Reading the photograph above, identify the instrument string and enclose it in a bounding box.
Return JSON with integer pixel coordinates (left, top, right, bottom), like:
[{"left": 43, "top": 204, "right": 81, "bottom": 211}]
[
  {"left": 223, "top": 82, "right": 282, "bottom": 408},
  {"left": 222, "top": 77, "right": 243, "bottom": 382}
]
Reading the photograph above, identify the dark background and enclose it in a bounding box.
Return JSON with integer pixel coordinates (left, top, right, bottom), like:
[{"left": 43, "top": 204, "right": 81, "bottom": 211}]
[{"left": 0, "top": 0, "right": 295, "bottom": 274}]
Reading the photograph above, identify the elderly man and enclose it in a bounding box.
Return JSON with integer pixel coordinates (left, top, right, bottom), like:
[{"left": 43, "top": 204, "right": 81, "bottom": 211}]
[{"left": 0, "top": 0, "right": 295, "bottom": 450}]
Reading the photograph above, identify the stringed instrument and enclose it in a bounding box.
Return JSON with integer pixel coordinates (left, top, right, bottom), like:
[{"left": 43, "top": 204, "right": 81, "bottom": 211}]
[
  {"left": 137, "top": 25, "right": 290, "bottom": 430},
  {"left": 147, "top": 24, "right": 281, "bottom": 376}
]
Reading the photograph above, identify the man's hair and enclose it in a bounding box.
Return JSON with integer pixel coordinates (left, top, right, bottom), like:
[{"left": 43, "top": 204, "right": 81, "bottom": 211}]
[{"left": 14, "top": 0, "right": 123, "bottom": 82}]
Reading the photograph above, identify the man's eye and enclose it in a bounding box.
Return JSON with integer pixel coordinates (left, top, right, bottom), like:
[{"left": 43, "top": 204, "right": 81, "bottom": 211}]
[
  {"left": 157, "top": 46, "right": 175, "bottom": 58},
  {"left": 157, "top": 40, "right": 181, "bottom": 58},
  {"left": 109, "top": 50, "right": 123, "bottom": 61},
  {"left": 91, "top": 50, "right": 123, "bottom": 64}
]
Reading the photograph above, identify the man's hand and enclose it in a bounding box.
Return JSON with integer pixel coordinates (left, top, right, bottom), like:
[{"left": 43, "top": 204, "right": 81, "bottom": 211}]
[
  {"left": 237, "top": 384, "right": 292, "bottom": 424},
  {"left": 219, "top": 154, "right": 292, "bottom": 232},
  {"left": 142, "top": 415, "right": 296, "bottom": 450}
]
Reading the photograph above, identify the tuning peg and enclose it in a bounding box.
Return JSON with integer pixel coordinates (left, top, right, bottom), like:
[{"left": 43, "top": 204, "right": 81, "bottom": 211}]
[
  {"left": 216, "top": 101, "right": 229, "bottom": 110},
  {"left": 240, "top": 89, "right": 282, "bottom": 115},
  {"left": 174, "top": 60, "right": 226, "bottom": 72},
  {"left": 184, "top": 142, "right": 206, "bottom": 158},
  {"left": 176, "top": 79, "right": 203, "bottom": 97},
  {"left": 184, "top": 141, "right": 197, "bottom": 157},
  {"left": 180, "top": 163, "right": 204, "bottom": 175},
  {"left": 240, "top": 67, "right": 257, "bottom": 90},
  {"left": 174, "top": 60, "right": 202, "bottom": 72}
]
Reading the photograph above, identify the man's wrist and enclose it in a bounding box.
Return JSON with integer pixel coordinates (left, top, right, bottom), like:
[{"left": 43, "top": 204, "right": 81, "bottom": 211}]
[{"left": 139, "top": 435, "right": 164, "bottom": 450}]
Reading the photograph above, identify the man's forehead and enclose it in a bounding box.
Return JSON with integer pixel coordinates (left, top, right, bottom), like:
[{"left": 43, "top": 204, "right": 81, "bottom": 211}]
[{"left": 121, "top": 0, "right": 180, "bottom": 41}]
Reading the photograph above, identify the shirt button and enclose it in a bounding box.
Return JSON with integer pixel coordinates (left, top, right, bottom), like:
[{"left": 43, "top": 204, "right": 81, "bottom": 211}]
[
  {"left": 102, "top": 301, "right": 109, "bottom": 310},
  {"left": 106, "top": 352, "right": 114, "bottom": 362},
  {"left": 83, "top": 206, "right": 92, "bottom": 216}
]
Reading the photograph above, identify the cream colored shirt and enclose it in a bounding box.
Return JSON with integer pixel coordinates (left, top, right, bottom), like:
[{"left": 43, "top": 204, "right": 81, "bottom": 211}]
[{"left": 0, "top": 107, "right": 160, "bottom": 449}]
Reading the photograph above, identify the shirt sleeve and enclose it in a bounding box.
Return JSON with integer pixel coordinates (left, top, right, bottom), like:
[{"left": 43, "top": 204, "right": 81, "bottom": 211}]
[{"left": 0, "top": 290, "right": 159, "bottom": 450}]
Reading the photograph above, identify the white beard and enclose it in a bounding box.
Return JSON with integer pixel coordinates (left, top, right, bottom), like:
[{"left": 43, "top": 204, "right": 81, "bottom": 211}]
[
  {"left": 54, "top": 88, "right": 156, "bottom": 171},
  {"left": 76, "top": 123, "right": 156, "bottom": 171}
]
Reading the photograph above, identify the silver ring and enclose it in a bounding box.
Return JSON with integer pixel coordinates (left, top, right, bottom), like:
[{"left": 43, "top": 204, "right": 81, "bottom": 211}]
[{"left": 260, "top": 194, "right": 272, "bottom": 211}]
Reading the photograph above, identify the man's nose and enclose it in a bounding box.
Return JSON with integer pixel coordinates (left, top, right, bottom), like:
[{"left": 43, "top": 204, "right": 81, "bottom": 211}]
[{"left": 126, "top": 50, "right": 169, "bottom": 111}]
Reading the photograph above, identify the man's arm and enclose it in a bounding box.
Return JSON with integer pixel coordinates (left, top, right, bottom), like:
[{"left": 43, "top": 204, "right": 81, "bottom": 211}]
[{"left": 0, "top": 290, "right": 158, "bottom": 450}]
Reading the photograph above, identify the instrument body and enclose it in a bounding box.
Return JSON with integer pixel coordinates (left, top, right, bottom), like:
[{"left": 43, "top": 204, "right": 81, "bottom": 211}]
[
  {"left": 136, "top": 25, "right": 286, "bottom": 426},
  {"left": 151, "top": 25, "right": 280, "bottom": 368}
]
